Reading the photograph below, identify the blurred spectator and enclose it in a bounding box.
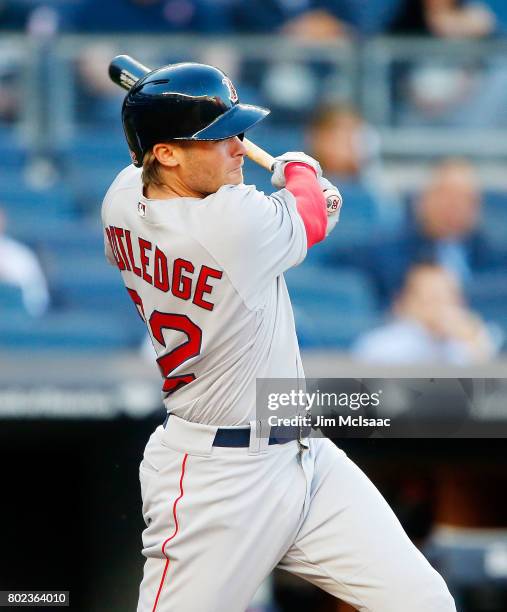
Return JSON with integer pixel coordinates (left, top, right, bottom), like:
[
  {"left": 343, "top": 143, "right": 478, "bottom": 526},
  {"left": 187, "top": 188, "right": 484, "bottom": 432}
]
[
  {"left": 399, "top": 61, "right": 478, "bottom": 127},
  {"left": 308, "top": 103, "right": 378, "bottom": 180},
  {"left": 232, "top": 0, "right": 405, "bottom": 38},
  {"left": 307, "top": 103, "right": 400, "bottom": 228},
  {"left": 426, "top": 0, "right": 507, "bottom": 127},
  {"left": 328, "top": 0, "right": 405, "bottom": 36},
  {"left": 477, "top": 0, "right": 507, "bottom": 34},
  {"left": 231, "top": 0, "right": 347, "bottom": 38},
  {"left": 74, "top": 44, "right": 124, "bottom": 127},
  {"left": 365, "top": 158, "right": 503, "bottom": 304},
  {"left": 391, "top": 0, "right": 498, "bottom": 36},
  {"left": 353, "top": 262, "right": 497, "bottom": 364},
  {"left": 0, "top": 208, "right": 50, "bottom": 317},
  {"left": 60, "top": 0, "right": 232, "bottom": 33},
  {"left": 423, "top": 0, "right": 500, "bottom": 38},
  {"left": 26, "top": 3, "right": 60, "bottom": 37},
  {"left": 0, "top": 53, "right": 21, "bottom": 124},
  {"left": 281, "top": 9, "right": 349, "bottom": 40},
  {"left": 396, "top": 0, "right": 507, "bottom": 128}
]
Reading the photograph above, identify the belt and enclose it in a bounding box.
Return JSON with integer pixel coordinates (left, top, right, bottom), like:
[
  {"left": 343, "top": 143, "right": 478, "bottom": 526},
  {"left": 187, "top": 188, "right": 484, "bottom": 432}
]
[{"left": 163, "top": 413, "right": 308, "bottom": 447}]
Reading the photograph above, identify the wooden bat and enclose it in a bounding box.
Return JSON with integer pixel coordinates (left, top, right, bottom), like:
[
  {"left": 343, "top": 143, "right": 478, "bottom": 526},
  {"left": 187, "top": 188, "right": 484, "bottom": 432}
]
[{"left": 108, "top": 54, "right": 275, "bottom": 172}]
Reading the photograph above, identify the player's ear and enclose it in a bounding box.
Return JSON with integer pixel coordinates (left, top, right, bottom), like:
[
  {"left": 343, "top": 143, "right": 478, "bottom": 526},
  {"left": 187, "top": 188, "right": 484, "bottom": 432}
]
[{"left": 152, "top": 143, "right": 180, "bottom": 168}]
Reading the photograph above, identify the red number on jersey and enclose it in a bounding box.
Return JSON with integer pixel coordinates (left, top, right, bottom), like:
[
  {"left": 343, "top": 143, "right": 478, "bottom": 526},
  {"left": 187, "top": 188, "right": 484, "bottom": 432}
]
[{"left": 127, "top": 289, "right": 202, "bottom": 395}]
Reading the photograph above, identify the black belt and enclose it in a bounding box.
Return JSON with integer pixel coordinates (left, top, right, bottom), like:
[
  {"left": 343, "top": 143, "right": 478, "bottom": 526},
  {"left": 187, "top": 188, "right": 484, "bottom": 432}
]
[{"left": 163, "top": 413, "right": 308, "bottom": 447}]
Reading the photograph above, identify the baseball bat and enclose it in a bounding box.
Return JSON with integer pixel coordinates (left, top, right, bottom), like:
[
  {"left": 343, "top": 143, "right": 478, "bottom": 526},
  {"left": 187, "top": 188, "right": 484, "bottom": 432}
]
[{"left": 108, "top": 55, "right": 275, "bottom": 172}]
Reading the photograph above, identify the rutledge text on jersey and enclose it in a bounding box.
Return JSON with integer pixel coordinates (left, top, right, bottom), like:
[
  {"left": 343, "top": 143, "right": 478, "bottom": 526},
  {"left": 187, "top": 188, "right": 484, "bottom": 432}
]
[{"left": 105, "top": 224, "right": 223, "bottom": 311}]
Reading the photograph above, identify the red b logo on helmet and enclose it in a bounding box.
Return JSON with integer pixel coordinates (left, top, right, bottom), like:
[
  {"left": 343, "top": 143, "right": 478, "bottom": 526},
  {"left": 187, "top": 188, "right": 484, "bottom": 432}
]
[{"left": 222, "top": 77, "right": 238, "bottom": 104}]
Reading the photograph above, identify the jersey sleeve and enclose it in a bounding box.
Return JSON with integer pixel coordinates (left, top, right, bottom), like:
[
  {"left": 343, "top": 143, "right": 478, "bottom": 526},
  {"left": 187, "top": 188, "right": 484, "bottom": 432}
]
[
  {"left": 103, "top": 228, "right": 117, "bottom": 266},
  {"left": 101, "top": 164, "right": 142, "bottom": 267},
  {"left": 197, "top": 184, "right": 307, "bottom": 310}
]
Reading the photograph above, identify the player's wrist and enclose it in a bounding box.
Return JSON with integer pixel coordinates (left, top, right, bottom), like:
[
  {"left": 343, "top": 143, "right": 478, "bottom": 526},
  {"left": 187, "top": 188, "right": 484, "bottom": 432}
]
[
  {"left": 271, "top": 151, "right": 322, "bottom": 189},
  {"left": 284, "top": 162, "right": 318, "bottom": 178}
]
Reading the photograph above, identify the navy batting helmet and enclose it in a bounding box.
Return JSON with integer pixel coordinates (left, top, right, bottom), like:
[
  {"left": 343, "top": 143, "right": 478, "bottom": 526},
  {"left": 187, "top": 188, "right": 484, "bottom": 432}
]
[{"left": 122, "top": 62, "right": 270, "bottom": 167}]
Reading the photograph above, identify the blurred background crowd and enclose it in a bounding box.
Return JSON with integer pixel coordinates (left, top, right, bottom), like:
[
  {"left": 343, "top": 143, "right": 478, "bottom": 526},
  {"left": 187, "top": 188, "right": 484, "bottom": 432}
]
[
  {"left": 1, "top": 1, "right": 507, "bottom": 612},
  {"left": 1, "top": 0, "right": 507, "bottom": 361}
]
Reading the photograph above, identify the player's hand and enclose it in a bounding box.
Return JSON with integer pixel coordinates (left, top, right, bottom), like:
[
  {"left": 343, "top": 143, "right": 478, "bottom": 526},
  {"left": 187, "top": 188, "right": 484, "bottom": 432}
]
[
  {"left": 271, "top": 151, "right": 322, "bottom": 188},
  {"left": 319, "top": 176, "right": 342, "bottom": 236}
]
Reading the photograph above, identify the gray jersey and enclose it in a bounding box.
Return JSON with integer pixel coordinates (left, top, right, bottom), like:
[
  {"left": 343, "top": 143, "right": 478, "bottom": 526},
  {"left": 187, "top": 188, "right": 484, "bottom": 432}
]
[{"left": 102, "top": 165, "right": 307, "bottom": 425}]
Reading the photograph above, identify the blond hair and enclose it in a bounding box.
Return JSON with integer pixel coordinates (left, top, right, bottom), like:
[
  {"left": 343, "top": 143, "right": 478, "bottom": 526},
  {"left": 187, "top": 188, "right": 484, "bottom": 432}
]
[{"left": 142, "top": 149, "right": 165, "bottom": 190}]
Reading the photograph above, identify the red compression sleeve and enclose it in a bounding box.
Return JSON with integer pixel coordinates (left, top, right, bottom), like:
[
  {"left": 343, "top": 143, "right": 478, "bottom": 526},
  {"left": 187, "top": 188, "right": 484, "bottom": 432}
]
[{"left": 284, "top": 162, "right": 327, "bottom": 248}]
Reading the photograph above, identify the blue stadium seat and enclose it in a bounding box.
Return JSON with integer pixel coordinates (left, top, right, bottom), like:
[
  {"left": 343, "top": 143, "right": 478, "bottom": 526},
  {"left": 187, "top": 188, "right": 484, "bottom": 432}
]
[
  {"left": 482, "top": 190, "right": 507, "bottom": 250},
  {"left": 0, "top": 170, "right": 77, "bottom": 225},
  {"left": 42, "top": 224, "right": 104, "bottom": 258},
  {"left": 50, "top": 252, "right": 132, "bottom": 311},
  {"left": 0, "top": 282, "right": 24, "bottom": 312},
  {"left": 466, "top": 271, "right": 507, "bottom": 347},
  {"left": 0, "top": 310, "right": 142, "bottom": 351},
  {"left": 467, "top": 270, "right": 507, "bottom": 310},
  {"left": 61, "top": 128, "right": 130, "bottom": 214},
  {"left": 68, "top": 129, "right": 127, "bottom": 161},
  {"left": 285, "top": 265, "right": 379, "bottom": 348},
  {"left": 69, "top": 165, "right": 126, "bottom": 214},
  {"left": 0, "top": 127, "right": 28, "bottom": 169},
  {"left": 293, "top": 304, "right": 379, "bottom": 349},
  {"left": 243, "top": 159, "right": 272, "bottom": 194},
  {"left": 6, "top": 218, "right": 83, "bottom": 249},
  {"left": 0, "top": 187, "right": 75, "bottom": 215},
  {"left": 64, "top": 134, "right": 130, "bottom": 214},
  {"left": 285, "top": 265, "right": 377, "bottom": 313},
  {"left": 311, "top": 218, "right": 370, "bottom": 266},
  {"left": 248, "top": 124, "right": 305, "bottom": 157}
]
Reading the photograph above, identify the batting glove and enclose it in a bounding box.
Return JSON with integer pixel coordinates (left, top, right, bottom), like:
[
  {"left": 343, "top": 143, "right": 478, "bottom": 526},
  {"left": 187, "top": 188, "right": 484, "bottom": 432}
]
[
  {"left": 319, "top": 176, "right": 343, "bottom": 236},
  {"left": 271, "top": 151, "right": 322, "bottom": 189}
]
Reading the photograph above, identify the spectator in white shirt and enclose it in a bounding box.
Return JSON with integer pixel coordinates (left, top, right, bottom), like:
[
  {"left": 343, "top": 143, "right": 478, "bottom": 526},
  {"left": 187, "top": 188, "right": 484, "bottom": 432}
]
[
  {"left": 353, "top": 262, "right": 497, "bottom": 365},
  {"left": 0, "top": 207, "right": 50, "bottom": 316}
]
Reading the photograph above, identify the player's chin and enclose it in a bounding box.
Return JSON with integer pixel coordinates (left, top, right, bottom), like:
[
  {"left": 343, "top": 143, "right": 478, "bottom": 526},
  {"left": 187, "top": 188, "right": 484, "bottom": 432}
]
[{"left": 228, "top": 168, "right": 243, "bottom": 184}]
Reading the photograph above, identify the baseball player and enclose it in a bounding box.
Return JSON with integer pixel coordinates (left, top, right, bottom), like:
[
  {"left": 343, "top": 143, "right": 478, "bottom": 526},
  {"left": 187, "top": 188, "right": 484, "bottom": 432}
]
[{"left": 101, "top": 62, "right": 456, "bottom": 612}]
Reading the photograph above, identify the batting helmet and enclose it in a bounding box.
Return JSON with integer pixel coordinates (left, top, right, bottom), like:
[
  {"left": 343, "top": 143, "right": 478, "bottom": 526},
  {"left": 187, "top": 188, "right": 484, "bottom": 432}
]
[{"left": 122, "top": 62, "right": 270, "bottom": 167}]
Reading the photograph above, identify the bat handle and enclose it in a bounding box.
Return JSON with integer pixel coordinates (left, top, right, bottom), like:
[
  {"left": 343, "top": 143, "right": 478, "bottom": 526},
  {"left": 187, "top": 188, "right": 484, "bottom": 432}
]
[
  {"left": 108, "top": 54, "right": 151, "bottom": 90},
  {"left": 243, "top": 137, "right": 275, "bottom": 173}
]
